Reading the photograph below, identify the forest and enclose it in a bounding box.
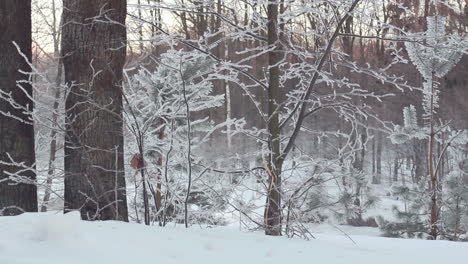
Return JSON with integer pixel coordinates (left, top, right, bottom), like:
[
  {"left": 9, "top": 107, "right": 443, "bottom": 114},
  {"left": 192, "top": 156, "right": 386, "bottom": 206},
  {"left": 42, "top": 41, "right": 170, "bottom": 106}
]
[{"left": 1, "top": 0, "right": 468, "bottom": 263}]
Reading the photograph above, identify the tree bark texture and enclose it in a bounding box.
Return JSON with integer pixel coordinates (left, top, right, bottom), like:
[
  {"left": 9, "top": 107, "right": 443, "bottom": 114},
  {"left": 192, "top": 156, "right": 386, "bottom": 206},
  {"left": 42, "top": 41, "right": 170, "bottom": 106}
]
[
  {"left": 264, "top": 1, "right": 282, "bottom": 236},
  {"left": 62, "top": 0, "right": 128, "bottom": 221},
  {"left": 0, "top": 0, "right": 38, "bottom": 216}
]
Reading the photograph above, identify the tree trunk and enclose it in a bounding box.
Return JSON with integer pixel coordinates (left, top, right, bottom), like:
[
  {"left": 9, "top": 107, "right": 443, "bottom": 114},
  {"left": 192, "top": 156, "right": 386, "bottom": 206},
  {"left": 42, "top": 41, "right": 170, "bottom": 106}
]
[
  {"left": 413, "top": 139, "right": 427, "bottom": 184},
  {"left": 0, "top": 0, "right": 38, "bottom": 216},
  {"left": 180, "top": 3, "right": 190, "bottom": 40},
  {"left": 41, "top": 0, "right": 63, "bottom": 212},
  {"left": 62, "top": 0, "right": 128, "bottom": 221},
  {"left": 428, "top": 73, "right": 438, "bottom": 240},
  {"left": 376, "top": 132, "right": 383, "bottom": 184},
  {"left": 208, "top": 0, "right": 227, "bottom": 131},
  {"left": 41, "top": 59, "right": 62, "bottom": 212},
  {"left": 372, "top": 136, "right": 377, "bottom": 183},
  {"left": 151, "top": 117, "right": 165, "bottom": 225},
  {"left": 195, "top": 0, "right": 207, "bottom": 38},
  {"left": 264, "top": 0, "right": 282, "bottom": 236},
  {"left": 137, "top": 0, "right": 144, "bottom": 53}
]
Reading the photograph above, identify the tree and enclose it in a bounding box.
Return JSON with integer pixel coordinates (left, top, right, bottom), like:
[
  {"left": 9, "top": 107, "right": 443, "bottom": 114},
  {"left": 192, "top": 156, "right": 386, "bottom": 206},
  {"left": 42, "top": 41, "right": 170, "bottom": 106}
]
[
  {"left": 126, "top": 49, "right": 228, "bottom": 226},
  {"left": 0, "top": 0, "right": 38, "bottom": 215},
  {"left": 62, "top": 0, "right": 129, "bottom": 221},
  {"left": 31, "top": 0, "right": 65, "bottom": 213},
  {"left": 405, "top": 15, "right": 465, "bottom": 239},
  {"left": 102, "top": 0, "right": 467, "bottom": 240},
  {"left": 264, "top": 0, "right": 283, "bottom": 237}
]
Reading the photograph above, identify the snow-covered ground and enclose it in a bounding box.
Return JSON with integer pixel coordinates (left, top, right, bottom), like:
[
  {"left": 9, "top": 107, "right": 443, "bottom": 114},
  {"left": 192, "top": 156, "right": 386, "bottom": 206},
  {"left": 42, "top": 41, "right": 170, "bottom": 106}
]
[{"left": 1, "top": 212, "right": 467, "bottom": 264}]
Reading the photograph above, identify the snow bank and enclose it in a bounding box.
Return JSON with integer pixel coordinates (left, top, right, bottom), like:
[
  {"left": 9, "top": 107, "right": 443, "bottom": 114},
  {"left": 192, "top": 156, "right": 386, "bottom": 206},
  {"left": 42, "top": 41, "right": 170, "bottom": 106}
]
[{"left": 0, "top": 213, "right": 467, "bottom": 264}]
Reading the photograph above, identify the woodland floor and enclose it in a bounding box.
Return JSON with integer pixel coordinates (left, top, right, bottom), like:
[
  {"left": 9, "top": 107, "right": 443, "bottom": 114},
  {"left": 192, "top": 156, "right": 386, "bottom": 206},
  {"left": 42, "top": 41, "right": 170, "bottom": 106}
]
[{"left": 0, "top": 212, "right": 467, "bottom": 264}]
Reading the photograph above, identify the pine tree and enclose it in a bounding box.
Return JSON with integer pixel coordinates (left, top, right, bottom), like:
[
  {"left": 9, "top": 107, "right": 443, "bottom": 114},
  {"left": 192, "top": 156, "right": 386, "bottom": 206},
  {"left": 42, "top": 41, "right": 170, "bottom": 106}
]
[
  {"left": 384, "top": 16, "right": 467, "bottom": 239},
  {"left": 406, "top": 15, "right": 465, "bottom": 239},
  {"left": 377, "top": 184, "right": 427, "bottom": 238}
]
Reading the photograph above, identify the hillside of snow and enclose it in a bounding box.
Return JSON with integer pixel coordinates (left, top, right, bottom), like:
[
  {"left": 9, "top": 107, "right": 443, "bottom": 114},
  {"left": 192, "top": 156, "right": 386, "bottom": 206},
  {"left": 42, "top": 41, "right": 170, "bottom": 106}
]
[{"left": 0, "top": 212, "right": 467, "bottom": 264}]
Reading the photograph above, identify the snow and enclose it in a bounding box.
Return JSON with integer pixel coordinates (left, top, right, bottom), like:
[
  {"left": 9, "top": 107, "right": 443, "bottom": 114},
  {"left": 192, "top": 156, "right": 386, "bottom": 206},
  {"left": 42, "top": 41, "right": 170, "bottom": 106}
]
[{"left": 1, "top": 212, "right": 467, "bottom": 264}]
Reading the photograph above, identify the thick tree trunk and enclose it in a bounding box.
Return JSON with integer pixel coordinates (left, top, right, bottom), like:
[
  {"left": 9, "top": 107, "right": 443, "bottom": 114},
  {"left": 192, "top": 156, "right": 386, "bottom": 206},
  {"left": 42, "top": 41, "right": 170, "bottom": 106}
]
[
  {"left": 0, "top": 0, "right": 38, "bottom": 216},
  {"left": 62, "top": 0, "right": 128, "bottom": 221},
  {"left": 264, "top": 1, "right": 282, "bottom": 236}
]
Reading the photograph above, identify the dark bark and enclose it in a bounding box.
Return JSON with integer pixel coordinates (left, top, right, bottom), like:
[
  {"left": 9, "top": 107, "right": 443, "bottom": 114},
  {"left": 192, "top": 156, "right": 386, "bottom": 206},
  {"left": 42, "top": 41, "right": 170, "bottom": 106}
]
[
  {"left": 62, "top": 0, "right": 128, "bottom": 221},
  {"left": 194, "top": 0, "right": 207, "bottom": 38},
  {"left": 0, "top": 0, "right": 38, "bottom": 215},
  {"left": 264, "top": 0, "right": 282, "bottom": 236},
  {"left": 342, "top": 16, "right": 354, "bottom": 59},
  {"left": 180, "top": 0, "right": 190, "bottom": 40}
]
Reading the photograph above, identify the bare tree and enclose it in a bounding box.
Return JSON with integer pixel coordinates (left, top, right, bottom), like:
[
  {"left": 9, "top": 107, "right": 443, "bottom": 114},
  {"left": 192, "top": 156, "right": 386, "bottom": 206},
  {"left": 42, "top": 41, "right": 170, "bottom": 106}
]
[
  {"left": 263, "top": 0, "right": 283, "bottom": 236},
  {"left": 32, "top": 0, "right": 65, "bottom": 213}
]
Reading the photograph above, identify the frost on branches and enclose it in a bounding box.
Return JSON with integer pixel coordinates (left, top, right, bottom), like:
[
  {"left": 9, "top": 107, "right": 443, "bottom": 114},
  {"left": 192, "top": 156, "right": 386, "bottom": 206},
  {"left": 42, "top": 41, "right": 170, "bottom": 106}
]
[
  {"left": 124, "top": 50, "right": 238, "bottom": 226},
  {"left": 405, "top": 16, "right": 464, "bottom": 123},
  {"left": 382, "top": 16, "right": 468, "bottom": 240}
]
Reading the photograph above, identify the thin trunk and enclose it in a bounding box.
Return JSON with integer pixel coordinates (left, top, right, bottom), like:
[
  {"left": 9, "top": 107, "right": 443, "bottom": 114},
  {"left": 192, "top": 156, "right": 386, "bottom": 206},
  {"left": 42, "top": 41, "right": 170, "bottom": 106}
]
[
  {"left": 154, "top": 118, "right": 165, "bottom": 224},
  {"left": 182, "top": 77, "right": 193, "bottom": 228},
  {"left": 41, "top": 0, "right": 63, "bottom": 212},
  {"left": 376, "top": 132, "right": 383, "bottom": 184},
  {"left": 180, "top": 0, "right": 190, "bottom": 39},
  {"left": 454, "top": 195, "right": 461, "bottom": 240},
  {"left": 41, "top": 59, "right": 63, "bottom": 212},
  {"left": 139, "top": 151, "right": 150, "bottom": 226},
  {"left": 195, "top": 0, "right": 206, "bottom": 37},
  {"left": 429, "top": 72, "right": 438, "bottom": 240},
  {"left": 393, "top": 156, "right": 398, "bottom": 183},
  {"left": 225, "top": 68, "right": 232, "bottom": 149},
  {"left": 401, "top": 167, "right": 406, "bottom": 186},
  {"left": 162, "top": 120, "right": 175, "bottom": 226},
  {"left": 264, "top": 0, "right": 282, "bottom": 236},
  {"left": 137, "top": 0, "right": 144, "bottom": 53},
  {"left": 372, "top": 136, "right": 378, "bottom": 184}
]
